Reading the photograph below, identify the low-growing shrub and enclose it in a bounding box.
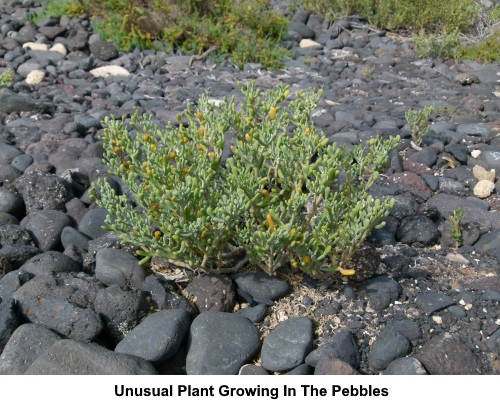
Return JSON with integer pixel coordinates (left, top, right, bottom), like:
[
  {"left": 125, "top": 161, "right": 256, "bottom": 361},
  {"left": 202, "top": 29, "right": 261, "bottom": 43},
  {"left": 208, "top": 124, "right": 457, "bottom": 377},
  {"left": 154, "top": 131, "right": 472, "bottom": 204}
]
[
  {"left": 0, "top": 69, "right": 14, "bottom": 88},
  {"left": 298, "top": 0, "right": 479, "bottom": 34},
  {"left": 31, "top": 0, "right": 291, "bottom": 69},
  {"left": 405, "top": 104, "right": 435, "bottom": 147},
  {"left": 413, "top": 29, "right": 461, "bottom": 59},
  {"left": 90, "top": 82, "right": 398, "bottom": 278}
]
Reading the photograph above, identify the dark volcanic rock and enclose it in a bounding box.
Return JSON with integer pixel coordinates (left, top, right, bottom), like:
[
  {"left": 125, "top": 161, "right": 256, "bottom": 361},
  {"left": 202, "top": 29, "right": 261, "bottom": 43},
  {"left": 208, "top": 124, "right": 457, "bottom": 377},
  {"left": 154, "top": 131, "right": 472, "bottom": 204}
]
[
  {"left": 94, "top": 285, "right": 149, "bottom": 342},
  {"left": 185, "top": 273, "right": 236, "bottom": 313},
  {"left": 261, "top": 317, "right": 313, "bottom": 372},
  {"left": 14, "top": 171, "right": 74, "bottom": 213},
  {"left": 0, "top": 323, "right": 62, "bottom": 375},
  {"left": 115, "top": 309, "right": 193, "bottom": 364},
  {"left": 416, "top": 333, "right": 482, "bottom": 374},
  {"left": 186, "top": 312, "right": 260, "bottom": 375},
  {"left": 231, "top": 272, "right": 291, "bottom": 305},
  {"left": 25, "top": 339, "right": 158, "bottom": 375}
]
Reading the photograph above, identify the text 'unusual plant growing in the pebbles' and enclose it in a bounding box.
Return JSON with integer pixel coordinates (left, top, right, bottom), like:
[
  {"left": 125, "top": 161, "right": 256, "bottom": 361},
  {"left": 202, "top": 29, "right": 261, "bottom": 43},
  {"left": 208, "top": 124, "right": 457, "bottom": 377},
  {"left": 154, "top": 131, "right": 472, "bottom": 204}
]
[{"left": 90, "top": 82, "right": 398, "bottom": 278}]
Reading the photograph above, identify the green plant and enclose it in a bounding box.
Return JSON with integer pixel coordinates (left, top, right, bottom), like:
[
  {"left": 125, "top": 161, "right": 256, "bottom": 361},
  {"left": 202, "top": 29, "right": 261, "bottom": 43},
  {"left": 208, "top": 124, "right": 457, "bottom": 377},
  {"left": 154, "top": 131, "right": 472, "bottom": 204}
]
[
  {"left": 299, "top": 0, "right": 479, "bottom": 33},
  {"left": 90, "top": 82, "right": 398, "bottom": 278},
  {"left": 450, "top": 208, "right": 466, "bottom": 248},
  {"left": 405, "top": 104, "right": 435, "bottom": 147},
  {"left": 456, "top": 28, "right": 500, "bottom": 63},
  {"left": 413, "top": 29, "right": 461, "bottom": 59},
  {"left": 33, "top": 0, "right": 291, "bottom": 69},
  {"left": 363, "top": 66, "right": 375, "bottom": 81},
  {"left": 0, "top": 69, "right": 14, "bottom": 88},
  {"left": 28, "top": 0, "right": 83, "bottom": 22}
]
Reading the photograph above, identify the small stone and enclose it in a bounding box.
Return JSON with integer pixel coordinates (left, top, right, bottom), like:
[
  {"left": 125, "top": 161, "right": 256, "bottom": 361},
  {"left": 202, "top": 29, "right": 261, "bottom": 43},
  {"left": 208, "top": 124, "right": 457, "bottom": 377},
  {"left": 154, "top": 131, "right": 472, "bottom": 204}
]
[
  {"left": 473, "top": 179, "right": 495, "bottom": 198},
  {"left": 89, "top": 66, "right": 130, "bottom": 78},
  {"left": 473, "top": 165, "right": 495, "bottom": 182},
  {"left": 314, "top": 358, "right": 358, "bottom": 375},
  {"left": 231, "top": 272, "right": 291, "bottom": 305},
  {"left": 22, "top": 42, "right": 49, "bottom": 51},
  {"left": 416, "top": 292, "right": 455, "bottom": 315},
  {"left": 360, "top": 276, "right": 401, "bottom": 311},
  {"left": 239, "top": 364, "right": 269, "bottom": 375},
  {"left": 25, "top": 70, "right": 45, "bottom": 85},
  {"left": 185, "top": 274, "right": 236, "bottom": 313},
  {"left": 455, "top": 73, "right": 480, "bottom": 85},
  {"left": 299, "top": 39, "right": 322, "bottom": 48},
  {"left": 94, "top": 248, "right": 145, "bottom": 289},
  {"left": 49, "top": 43, "right": 67, "bottom": 56},
  {"left": 261, "top": 317, "right": 313, "bottom": 372},
  {"left": 383, "top": 357, "right": 427, "bottom": 375},
  {"left": 471, "top": 150, "right": 481, "bottom": 159},
  {"left": 368, "top": 329, "right": 410, "bottom": 371}
]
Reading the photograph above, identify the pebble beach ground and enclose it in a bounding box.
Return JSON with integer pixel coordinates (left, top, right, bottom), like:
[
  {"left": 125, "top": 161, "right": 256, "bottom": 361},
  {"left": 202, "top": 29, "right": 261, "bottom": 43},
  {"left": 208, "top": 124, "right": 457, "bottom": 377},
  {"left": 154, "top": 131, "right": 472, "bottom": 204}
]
[{"left": 0, "top": 0, "right": 499, "bottom": 375}]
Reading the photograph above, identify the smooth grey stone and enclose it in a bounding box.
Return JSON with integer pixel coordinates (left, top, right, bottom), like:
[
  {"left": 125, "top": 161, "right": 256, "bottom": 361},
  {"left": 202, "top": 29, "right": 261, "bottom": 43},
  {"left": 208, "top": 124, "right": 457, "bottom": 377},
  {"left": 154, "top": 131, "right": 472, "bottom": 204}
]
[
  {"left": 486, "top": 328, "right": 500, "bottom": 353},
  {"left": 25, "top": 339, "right": 157, "bottom": 375},
  {"left": 474, "top": 231, "right": 500, "bottom": 260},
  {"left": 14, "top": 292, "right": 103, "bottom": 342},
  {"left": 408, "top": 147, "right": 437, "bottom": 167},
  {"left": 448, "top": 305, "right": 467, "bottom": 318},
  {"left": 0, "top": 212, "right": 19, "bottom": 225},
  {"left": 20, "top": 210, "right": 72, "bottom": 251},
  {"left": 0, "top": 88, "right": 53, "bottom": 114},
  {"left": 261, "top": 317, "right": 313, "bottom": 372},
  {"left": 421, "top": 173, "right": 439, "bottom": 191},
  {"left": 416, "top": 292, "right": 455, "bottom": 315},
  {"left": 60, "top": 226, "right": 91, "bottom": 250},
  {"left": 235, "top": 304, "right": 268, "bottom": 323},
  {"left": 94, "top": 248, "right": 145, "bottom": 289},
  {"left": 0, "top": 298, "right": 18, "bottom": 350},
  {"left": 10, "top": 153, "right": 33, "bottom": 172},
  {"left": 284, "top": 363, "right": 313, "bottom": 375},
  {"left": 239, "top": 364, "right": 269, "bottom": 375},
  {"left": 314, "top": 357, "right": 359, "bottom": 375},
  {"left": 0, "top": 269, "right": 33, "bottom": 300},
  {"left": 456, "top": 123, "right": 492, "bottom": 138},
  {"left": 0, "top": 323, "right": 61, "bottom": 375},
  {"left": 383, "top": 357, "right": 427, "bottom": 375},
  {"left": 231, "top": 272, "right": 291, "bottom": 305},
  {"left": 0, "top": 141, "right": 22, "bottom": 164},
  {"left": 186, "top": 312, "right": 260, "bottom": 375},
  {"left": 383, "top": 318, "right": 422, "bottom": 344},
  {"left": 140, "top": 274, "right": 193, "bottom": 312},
  {"left": 360, "top": 276, "right": 401, "bottom": 311},
  {"left": 305, "top": 328, "right": 360, "bottom": 368},
  {"left": 368, "top": 329, "right": 410, "bottom": 370},
  {"left": 18, "top": 251, "right": 81, "bottom": 276},
  {"left": 78, "top": 207, "right": 109, "bottom": 240},
  {"left": 115, "top": 309, "right": 192, "bottom": 364},
  {"left": 289, "top": 21, "right": 315, "bottom": 39}
]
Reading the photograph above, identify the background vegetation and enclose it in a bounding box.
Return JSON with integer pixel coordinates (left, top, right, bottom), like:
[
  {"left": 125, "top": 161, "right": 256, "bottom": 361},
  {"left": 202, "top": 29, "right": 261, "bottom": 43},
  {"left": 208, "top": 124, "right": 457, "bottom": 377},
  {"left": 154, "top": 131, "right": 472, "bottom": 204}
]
[
  {"left": 30, "top": 0, "right": 500, "bottom": 67},
  {"left": 29, "top": 0, "right": 291, "bottom": 69}
]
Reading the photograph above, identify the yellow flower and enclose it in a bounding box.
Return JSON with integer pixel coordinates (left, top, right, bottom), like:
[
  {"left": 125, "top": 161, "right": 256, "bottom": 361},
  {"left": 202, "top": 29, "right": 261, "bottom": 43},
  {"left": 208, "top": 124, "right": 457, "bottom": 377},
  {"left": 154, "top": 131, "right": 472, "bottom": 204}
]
[
  {"left": 269, "top": 106, "right": 277, "bottom": 120},
  {"left": 340, "top": 268, "right": 356, "bottom": 276}
]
